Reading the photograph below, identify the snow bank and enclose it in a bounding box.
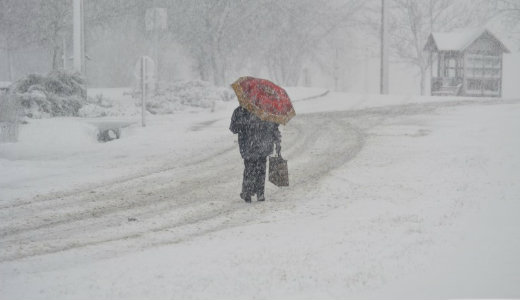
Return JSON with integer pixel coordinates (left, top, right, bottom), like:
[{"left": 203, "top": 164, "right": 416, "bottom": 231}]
[
  {"left": 0, "top": 105, "right": 236, "bottom": 202},
  {"left": 0, "top": 118, "right": 98, "bottom": 160},
  {"left": 293, "top": 91, "right": 516, "bottom": 116}
]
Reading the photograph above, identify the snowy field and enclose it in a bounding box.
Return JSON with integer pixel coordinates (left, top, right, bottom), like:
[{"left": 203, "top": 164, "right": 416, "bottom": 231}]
[{"left": 1, "top": 88, "right": 520, "bottom": 299}]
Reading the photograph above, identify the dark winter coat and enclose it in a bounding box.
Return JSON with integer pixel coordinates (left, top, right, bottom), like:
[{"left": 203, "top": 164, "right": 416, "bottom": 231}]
[{"left": 230, "top": 106, "right": 281, "bottom": 160}]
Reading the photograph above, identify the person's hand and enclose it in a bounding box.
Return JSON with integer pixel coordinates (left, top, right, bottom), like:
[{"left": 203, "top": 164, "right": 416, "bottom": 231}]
[{"left": 276, "top": 143, "right": 281, "bottom": 156}]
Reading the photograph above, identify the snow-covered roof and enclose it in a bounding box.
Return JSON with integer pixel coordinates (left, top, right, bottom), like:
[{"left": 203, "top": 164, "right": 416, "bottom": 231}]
[
  {"left": 432, "top": 29, "right": 483, "bottom": 51},
  {"left": 425, "top": 28, "right": 510, "bottom": 53}
]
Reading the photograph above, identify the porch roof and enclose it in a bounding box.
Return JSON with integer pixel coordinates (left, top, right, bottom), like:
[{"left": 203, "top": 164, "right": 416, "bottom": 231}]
[{"left": 424, "top": 28, "right": 510, "bottom": 53}]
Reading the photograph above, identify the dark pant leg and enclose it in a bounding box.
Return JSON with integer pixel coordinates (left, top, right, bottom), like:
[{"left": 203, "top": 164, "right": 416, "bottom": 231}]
[
  {"left": 242, "top": 159, "right": 255, "bottom": 196},
  {"left": 253, "top": 157, "right": 267, "bottom": 196},
  {"left": 242, "top": 157, "right": 267, "bottom": 197}
]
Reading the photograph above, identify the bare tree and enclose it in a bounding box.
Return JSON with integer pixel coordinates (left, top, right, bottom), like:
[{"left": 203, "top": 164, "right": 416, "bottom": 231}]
[
  {"left": 168, "top": 0, "right": 266, "bottom": 86},
  {"left": 494, "top": 0, "right": 520, "bottom": 24},
  {"left": 0, "top": 0, "right": 39, "bottom": 80},
  {"left": 33, "top": 0, "right": 72, "bottom": 71},
  {"left": 32, "top": 0, "right": 140, "bottom": 72},
  {"left": 493, "top": 0, "right": 520, "bottom": 46},
  {"left": 262, "top": 3, "right": 311, "bottom": 86},
  {"left": 261, "top": 0, "right": 365, "bottom": 86},
  {"left": 2, "top": 0, "right": 365, "bottom": 87},
  {"left": 167, "top": 0, "right": 364, "bottom": 86},
  {"left": 312, "top": 32, "right": 358, "bottom": 91}
]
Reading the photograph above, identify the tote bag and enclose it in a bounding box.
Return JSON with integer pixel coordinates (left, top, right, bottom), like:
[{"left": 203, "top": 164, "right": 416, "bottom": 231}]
[{"left": 268, "top": 156, "right": 289, "bottom": 187}]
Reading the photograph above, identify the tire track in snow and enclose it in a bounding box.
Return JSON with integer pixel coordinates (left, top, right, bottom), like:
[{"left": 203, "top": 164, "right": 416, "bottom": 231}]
[
  {"left": 0, "top": 112, "right": 364, "bottom": 262},
  {"left": 3, "top": 99, "right": 518, "bottom": 262},
  {"left": 0, "top": 145, "right": 237, "bottom": 210},
  {"left": 0, "top": 121, "right": 308, "bottom": 238}
]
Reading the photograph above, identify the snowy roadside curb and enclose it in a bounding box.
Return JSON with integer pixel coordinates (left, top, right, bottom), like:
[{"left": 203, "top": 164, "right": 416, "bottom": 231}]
[
  {"left": 290, "top": 89, "right": 330, "bottom": 102},
  {"left": 284, "top": 87, "right": 329, "bottom": 102},
  {"left": 294, "top": 91, "right": 520, "bottom": 116}
]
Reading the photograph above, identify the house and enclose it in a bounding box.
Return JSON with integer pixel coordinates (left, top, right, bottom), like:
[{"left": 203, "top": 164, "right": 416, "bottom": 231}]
[{"left": 424, "top": 29, "right": 510, "bottom": 97}]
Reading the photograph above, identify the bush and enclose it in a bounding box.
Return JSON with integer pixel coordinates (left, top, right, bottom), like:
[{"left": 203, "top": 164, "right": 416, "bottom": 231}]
[
  {"left": 75, "top": 80, "right": 236, "bottom": 117},
  {"left": 143, "top": 80, "right": 235, "bottom": 114},
  {"left": 11, "top": 71, "right": 87, "bottom": 118},
  {"left": 78, "top": 93, "right": 140, "bottom": 118}
]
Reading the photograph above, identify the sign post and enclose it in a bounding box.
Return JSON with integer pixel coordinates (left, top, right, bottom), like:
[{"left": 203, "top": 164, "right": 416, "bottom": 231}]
[
  {"left": 135, "top": 56, "right": 155, "bottom": 127},
  {"left": 141, "top": 57, "right": 147, "bottom": 127}
]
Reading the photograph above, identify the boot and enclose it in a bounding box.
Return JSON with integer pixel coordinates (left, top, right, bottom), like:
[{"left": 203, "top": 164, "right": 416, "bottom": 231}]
[
  {"left": 257, "top": 194, "right": 265, "bottom": 202},
  {"left": 240, "top": 193, "right": 251, "bottom": 203}
]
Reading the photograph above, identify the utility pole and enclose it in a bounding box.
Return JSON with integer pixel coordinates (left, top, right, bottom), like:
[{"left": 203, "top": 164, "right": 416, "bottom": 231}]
[
  {"left": 429, "top": 0, "right": 434, "bottom": 33},
  {"left": 428, "top": 0, "right": 434, "bottom": 96},
  {"left": 380, "top": 0, "right": 389, "bottom": 94},
  {"left": 153, "top": 3, "right": 159, "bottom": 89},
  {"left": 73, "top": 0, "right": 85, "bottom": 75}
]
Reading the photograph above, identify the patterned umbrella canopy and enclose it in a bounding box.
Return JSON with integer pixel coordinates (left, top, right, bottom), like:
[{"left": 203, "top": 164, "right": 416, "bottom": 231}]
[{"left": 231, "top": 76, "right": 296, "bottom": 125}]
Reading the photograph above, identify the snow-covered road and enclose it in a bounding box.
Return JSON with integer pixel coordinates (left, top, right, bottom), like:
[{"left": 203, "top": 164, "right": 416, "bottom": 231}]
[
  {"left": 1, "top": 91, "right": 520, "bottom": 298},
  {"left": 0, "top": 107, "right": 365, "bottom": 262}
]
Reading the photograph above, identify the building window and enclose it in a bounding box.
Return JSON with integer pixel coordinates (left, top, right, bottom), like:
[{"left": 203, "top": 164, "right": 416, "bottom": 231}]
[
  {"left": 467, "top": 79, "right": 499, "bottom": 92},
  {"left": 444, "top": 56, "right": 462, "bottom": 78},
  {"left": 466, "top": 54, "right": 501, "bottom": 79}
]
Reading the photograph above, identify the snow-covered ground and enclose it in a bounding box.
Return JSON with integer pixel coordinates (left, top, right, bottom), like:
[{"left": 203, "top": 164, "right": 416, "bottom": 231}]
[{"left": 1, "top": 87, "right": 519, "bottom": 299}]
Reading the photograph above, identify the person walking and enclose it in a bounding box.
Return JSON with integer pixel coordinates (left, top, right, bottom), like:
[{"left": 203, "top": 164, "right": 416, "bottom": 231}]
[
  {"left": 229, "top": 76, "right": 295, "bottom": 203},
  {"left": 230, "top": 106, "right": 281, "bottom": 203}
]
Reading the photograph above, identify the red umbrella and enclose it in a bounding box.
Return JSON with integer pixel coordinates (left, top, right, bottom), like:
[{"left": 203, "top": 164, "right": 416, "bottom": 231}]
[{"left": 231, "top": 76, "right": 295, "bottom": 125}]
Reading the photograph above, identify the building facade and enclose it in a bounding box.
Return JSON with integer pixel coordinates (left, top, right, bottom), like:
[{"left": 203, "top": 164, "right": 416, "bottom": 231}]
[{"left": 424, "top": 29, "right": 510, "bottom": 97}]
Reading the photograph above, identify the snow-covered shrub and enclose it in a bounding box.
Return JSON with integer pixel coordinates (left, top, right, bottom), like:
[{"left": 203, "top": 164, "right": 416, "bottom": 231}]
[
  {"left": 143, "top": 80, "right": 235, "bottom": 114},
  {"left": 0, "top": 92, "right": 22, "bottom": 142},
  {"left": 78, "top": 93, "right": 111, "bottom": 117},
  {"left": 11, "top": 71, "right": 87, "bottom": 118},
  {"left": 78, "top": 93, "right": 140, "bottom": 118},
  {"left": 78, "top": 103, "right": 110, "bottom": 118},
  {"left": 79, "top": 80, "right": 235, "bottom": 117}
]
